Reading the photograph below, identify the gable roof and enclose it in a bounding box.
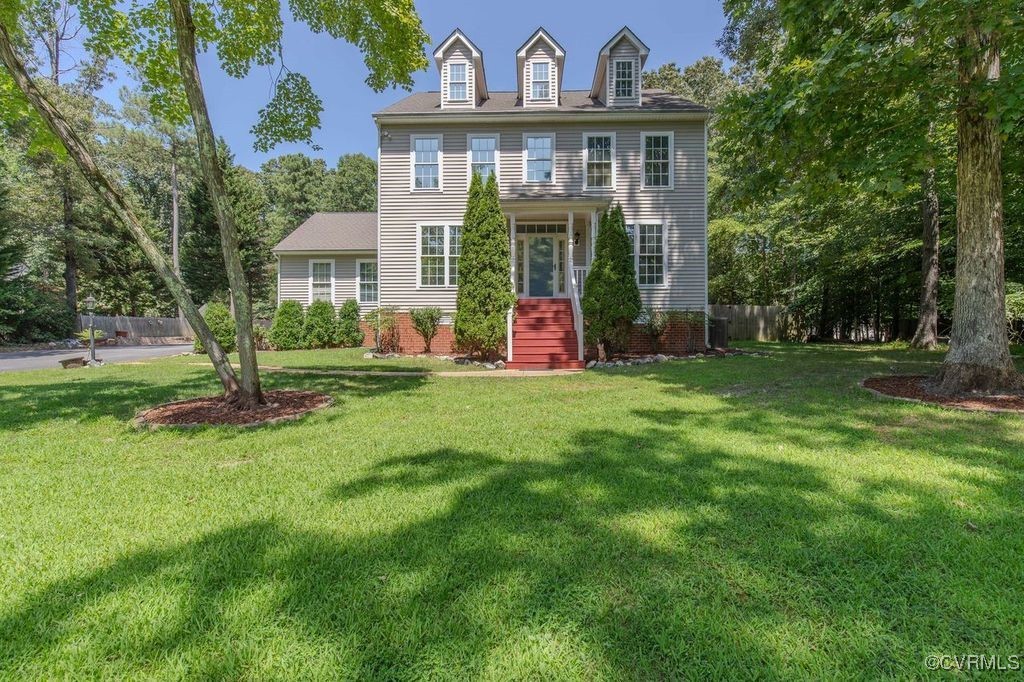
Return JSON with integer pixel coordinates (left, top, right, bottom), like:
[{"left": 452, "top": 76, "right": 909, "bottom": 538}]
[
  {"left": 432, "top": 28, "right": 488, "bottom": 100},
  {"left": 590, "top": 26, "right": 651, "bottom": 98},
  {"left": 273, "top": 212, "right": 377, "bottom": 253},
  {"left": 374, "top": 89, "right": 709, "bottom": 118},
  {"left": 516, "top": 27, "right": 566, "bottom": 100}
]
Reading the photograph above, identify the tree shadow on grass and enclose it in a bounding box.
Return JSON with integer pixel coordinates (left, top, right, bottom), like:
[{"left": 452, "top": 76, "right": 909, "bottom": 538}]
[
  {"left": 2, "top": 410, "right": 1021, "bottom": 677},
  {"left": 0, "top": 368, "right": 426, "bottom": 432}
]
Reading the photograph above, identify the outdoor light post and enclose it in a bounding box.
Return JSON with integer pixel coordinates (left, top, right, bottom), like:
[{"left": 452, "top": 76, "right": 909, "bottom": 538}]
[{"left": 84, "top": 295, "right": 97, "bottom": 365}]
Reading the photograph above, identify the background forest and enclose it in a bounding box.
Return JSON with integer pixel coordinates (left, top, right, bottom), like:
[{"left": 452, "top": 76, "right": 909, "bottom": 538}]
[{"left": 1, "top": 1, "right": 1021, "bottom": 346}]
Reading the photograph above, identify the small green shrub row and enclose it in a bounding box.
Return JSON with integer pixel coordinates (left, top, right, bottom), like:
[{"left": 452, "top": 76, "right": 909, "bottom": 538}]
[{"left": 268, "top": 299, "right": 365, "bottom": 351}]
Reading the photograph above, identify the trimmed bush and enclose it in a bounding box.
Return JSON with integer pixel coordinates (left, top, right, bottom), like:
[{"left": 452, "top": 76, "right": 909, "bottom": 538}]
[
  {"left": 582, "top": 204, "right": 642, "bottom": 360},
  {"left": 454, "top": 173, "right": 516, "bottom": 357},
  {"left": 303, "top": 299, "right": 338, "bottom": 349},
  {"left": 365, "top": 306, "right": 399, "bottom": 353},
  {"left": 269, "top": 300, "right": 305, "bottom": 350},
  {"left": 410, "top": 307, "right": 443, "bottom": 353},
  {"left": 337, "top": 299, "right": 364, "bottom": 347},
  {"left": 193, "top": 302, "right": 236, "bottom": 354},
  {"left": 639, "top": 306, "right": 669, "bottom": 352}
]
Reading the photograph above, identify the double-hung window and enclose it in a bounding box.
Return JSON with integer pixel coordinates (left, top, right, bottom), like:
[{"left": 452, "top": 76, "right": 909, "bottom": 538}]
[
  {"left": 642, "top": 132, "right": 674, "bottom": 188},
  {"left": 531, "top": 61, "right": 550, "bottom": 100},
  {"left": 310, "top": 260, "right": 334, "bottom": 303},
  {"left": 524, "top": 134, "right": 554, "bottom": 183},
  {"left": 468, "top": 134, "right": 498, "bottom": 182},
  {"left": 357, "top": 260, "right": 378, "bottom": 305},
  {"left": 629, "top": 223, "right": 665, "bottom": 287},
  {"left": 584, "top": 133, "right": 615, "bottom": 189},
  {"left": 418, "top": 224, "right": 462, "bottom": 287},
  {"left": 412, "top": 135, "right": 441, "bottom": 191},
  {"left": 614, "top": 59, "right": 635, "bottom": 99},
  {"left": 448, "top": 62, "right": 467, "bottom": 101}
]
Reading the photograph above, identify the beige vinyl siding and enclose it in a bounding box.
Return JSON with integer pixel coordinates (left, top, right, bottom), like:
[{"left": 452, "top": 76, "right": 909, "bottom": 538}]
[
  {"left": 277, "top": 254, "right": 377, "bottom": 309},
  {"left": 378, "top": 119, "right": 707, "bottom": 312},
  {"left": 441, "top": 41, "right": 475, "bottom": 109},
  {"left": 523, "top": 42, "right": 558, "bottom": 107},
  {"left": 607, "top": 39, "right": 641, "bottom": 107}
]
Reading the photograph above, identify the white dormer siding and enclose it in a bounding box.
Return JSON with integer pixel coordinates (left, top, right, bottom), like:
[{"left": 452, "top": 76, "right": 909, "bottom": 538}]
[
  {"left": 590, "top": 27, "right": 649, "bottom": 106},
  {"left": 433, "top": 30, "right": 488, "bottom": 109},
  {"left": 523, "top": 42, "right": 558, "bottom": 107},
  {"left": 607, "top": 38, "right": 641, "bottom": 107},
  {"left": 516, "top": 28, "right": 565, "bottom": 108},
  {"left": 441, "top": 41, "right": 475, "bottom": 109}
]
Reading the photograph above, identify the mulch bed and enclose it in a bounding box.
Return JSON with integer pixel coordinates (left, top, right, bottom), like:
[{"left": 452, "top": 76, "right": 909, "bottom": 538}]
[
  {"left": 862, "top": 375, "right": 1024, "bottom": 413},
  {"left": 135, "top": 390, "right": 332, "bottom": 428}
]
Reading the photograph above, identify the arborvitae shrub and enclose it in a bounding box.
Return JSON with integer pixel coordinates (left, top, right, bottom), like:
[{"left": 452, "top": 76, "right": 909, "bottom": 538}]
[
  {"left": 303, "top": 299, "right": 338, "bottom": 349},
  {"left": 337, "top": 299, "right": 364, "bottom": 347},
  {"left": 454, "top": 173, "right": 516, "bottom": 357},
  {"left": 193, "top": 302, "right": 236, "bottom": 354},
  {"left": 581, "top": 204, "right": 642, "bottom": 359},
  {"left": 269, "top": 300, "right": 305, "bottom": 350},
  {"left": 410, "top": 307, "right": 443, "bottom": 352}
]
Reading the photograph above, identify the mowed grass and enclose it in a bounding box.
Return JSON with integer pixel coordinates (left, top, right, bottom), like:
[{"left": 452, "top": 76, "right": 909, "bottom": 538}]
[{"left": 0, "top": 344, "right": 1022, "bottom": 679}]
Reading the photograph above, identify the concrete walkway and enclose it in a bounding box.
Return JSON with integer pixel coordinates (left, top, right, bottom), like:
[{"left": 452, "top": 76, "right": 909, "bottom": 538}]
[{"left": 0, "top": 344, "right": 193, "bottom": 372}]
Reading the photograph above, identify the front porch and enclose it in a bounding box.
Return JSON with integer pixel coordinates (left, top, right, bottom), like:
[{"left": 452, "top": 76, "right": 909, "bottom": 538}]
[{"left": 503, "top": 196, "right": 609, "bottom": 369}]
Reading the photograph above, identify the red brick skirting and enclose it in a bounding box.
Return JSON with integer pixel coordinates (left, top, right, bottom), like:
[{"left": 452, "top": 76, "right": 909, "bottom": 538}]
[{"left": 626, "top": 319, "right": 706, "bottom": 355}]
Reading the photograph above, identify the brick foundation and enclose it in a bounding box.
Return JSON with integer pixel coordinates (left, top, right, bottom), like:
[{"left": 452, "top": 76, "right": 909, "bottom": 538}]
[{"left": 626, "top": 319, "right": 706, "bottom": 355}]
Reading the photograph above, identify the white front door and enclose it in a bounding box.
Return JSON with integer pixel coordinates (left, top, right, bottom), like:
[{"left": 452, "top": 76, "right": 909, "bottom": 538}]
[{"left": 517, "top": 231, "right": 567, "bottom": 297}]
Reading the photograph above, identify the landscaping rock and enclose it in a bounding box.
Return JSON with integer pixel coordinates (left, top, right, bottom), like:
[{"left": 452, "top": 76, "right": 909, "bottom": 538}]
[
  {"left": 483, "top": 362, "right": 496, "bottom": 370},
  {"left": 362, "top": 352, "right": 374, "bottom": 359},
  {"left": 494, "top": 360, "right": 506, "bottom": 369},
  {"left": 586, "top": 360, "right": 597, "bottom": 369}
]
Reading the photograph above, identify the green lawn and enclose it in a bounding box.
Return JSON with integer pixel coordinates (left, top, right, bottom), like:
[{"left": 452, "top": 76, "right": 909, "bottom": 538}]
[
  {"left": 237, "top": 346, "right": 493, "bottom": 372},
  {"left": 1, "top": 344, "right": 1022, "bottom": 679}
]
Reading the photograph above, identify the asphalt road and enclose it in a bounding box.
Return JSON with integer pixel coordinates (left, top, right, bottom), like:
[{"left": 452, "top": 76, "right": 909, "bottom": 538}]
[{"left": 0, "top": 344, "right": 193, "bottom": 372}]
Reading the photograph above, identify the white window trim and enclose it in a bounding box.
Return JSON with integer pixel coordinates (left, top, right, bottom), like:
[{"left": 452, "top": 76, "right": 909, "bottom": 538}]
[
  {"left": 410, "top": 134, "right": 443, "bottom": 193},
  {"left": 641, "top": 131, "right": 675, "bottom": 190},
  {"left": 416, "top": 223, "right": 461, "bottom": 289},
  {"left": 308, "top": 258, "right": 336, "bottom": 305},
  {"left": 629, "top": 222, "right": 668, "bottom": 289},
  {"left": 613, "top": 58, "right": 636, "bottom": 100},
  {"left": 356, "top": 258, "right": 379, "bottom": 306},
  {"left": 448, "top": 61, "right": 469, "bottom": 102},
  {"left": 530, "top": 60, "right": 552, "bottom": 101},
  {"left": 582, "top": 132, "right": 616, "bottom": 192},
  {"left": 522, "top": 132, "right": 556, "bottom": 184},
  {"left": 466, "top": 133, "right": 500, "bottom": 184}
]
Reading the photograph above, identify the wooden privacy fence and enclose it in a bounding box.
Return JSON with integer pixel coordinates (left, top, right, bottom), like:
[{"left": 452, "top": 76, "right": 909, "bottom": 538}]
[
  {"left": 78, "top": 314, "right": 191, "bottom": 338},
  {"left": 709, "top": 304, "right": 785, "bottom": 342}
]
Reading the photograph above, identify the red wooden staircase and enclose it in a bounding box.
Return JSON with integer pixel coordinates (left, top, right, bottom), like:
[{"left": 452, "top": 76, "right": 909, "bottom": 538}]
[{"left": 507, "top": 298, "right": 584, "bottom": 370}]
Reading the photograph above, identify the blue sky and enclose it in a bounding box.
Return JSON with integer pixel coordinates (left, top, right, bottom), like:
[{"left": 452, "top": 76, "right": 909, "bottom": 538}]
[{"left": 177, "top": 1, "right": 727, "bottom": 170}]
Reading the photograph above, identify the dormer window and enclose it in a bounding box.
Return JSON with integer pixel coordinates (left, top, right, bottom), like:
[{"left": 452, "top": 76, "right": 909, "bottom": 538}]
[
  {"left": 532, "top": 62, "right": 550, "bottom": 100},
  {"left": 449, "top": 62, "right": 467, "bottom": 101},
  {"left": 614, "top": 60, "right": 634, "bottom": 99}
]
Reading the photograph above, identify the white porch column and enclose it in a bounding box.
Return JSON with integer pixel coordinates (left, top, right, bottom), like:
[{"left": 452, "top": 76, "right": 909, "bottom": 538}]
[
  {"left": 566, "top": 211, "right": 574, "bottom": 296},
  {"left": 589, "top": 209, "right": 598, "bottom": 264},
  {"left": 507, "top": 214, "right": 516, "bottom": 361}
]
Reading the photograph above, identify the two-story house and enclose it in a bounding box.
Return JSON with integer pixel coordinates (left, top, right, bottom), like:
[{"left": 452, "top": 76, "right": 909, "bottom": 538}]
[{"left": 274, "top": 26, "right": 710, "bottom": 368}]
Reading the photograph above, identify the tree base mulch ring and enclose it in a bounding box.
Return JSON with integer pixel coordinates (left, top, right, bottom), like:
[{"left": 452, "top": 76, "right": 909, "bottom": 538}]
[
  {"left": 862, "top": 375, "right": 1024, "bottom": 414},
  {"left": 135, "top": 390, "right": 333, "bottom": 428}
]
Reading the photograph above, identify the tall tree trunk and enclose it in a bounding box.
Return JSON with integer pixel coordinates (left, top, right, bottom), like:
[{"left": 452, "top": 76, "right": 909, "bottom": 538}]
[
  {"left": 170, "top": 144, "right": 184, "bottom": 326},
  {"left": 168, "top": 0, "right": 262, "bottom": 408},
  {"left": 0, "top": 21, "right": 241, "bottom": 395},
  {"left": 911, "top": 167, "right": 940, "bottom": 349},
  {"left": 61, "top": 178, "right": 78, "bottom": 326},
  {"left": 936, "top": 22, "right": 1019, "bottom": 393}
]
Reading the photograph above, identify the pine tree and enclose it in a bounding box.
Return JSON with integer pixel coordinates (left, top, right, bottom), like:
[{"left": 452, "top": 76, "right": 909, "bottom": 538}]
[
  {"left": 454, "top": 173, "right": 516, "bottom": 358},
  {"left": 582, "top": 204, "right": 642, "bottom": 360}
]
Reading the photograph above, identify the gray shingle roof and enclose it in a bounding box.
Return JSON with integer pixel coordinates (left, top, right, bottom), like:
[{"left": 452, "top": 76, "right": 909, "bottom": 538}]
[
  {"left": 273, "top": 212, "right": 376, "bottom": 252},
  {"left": 375, "top": 89, "right": 709, "bottom": 116}
]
